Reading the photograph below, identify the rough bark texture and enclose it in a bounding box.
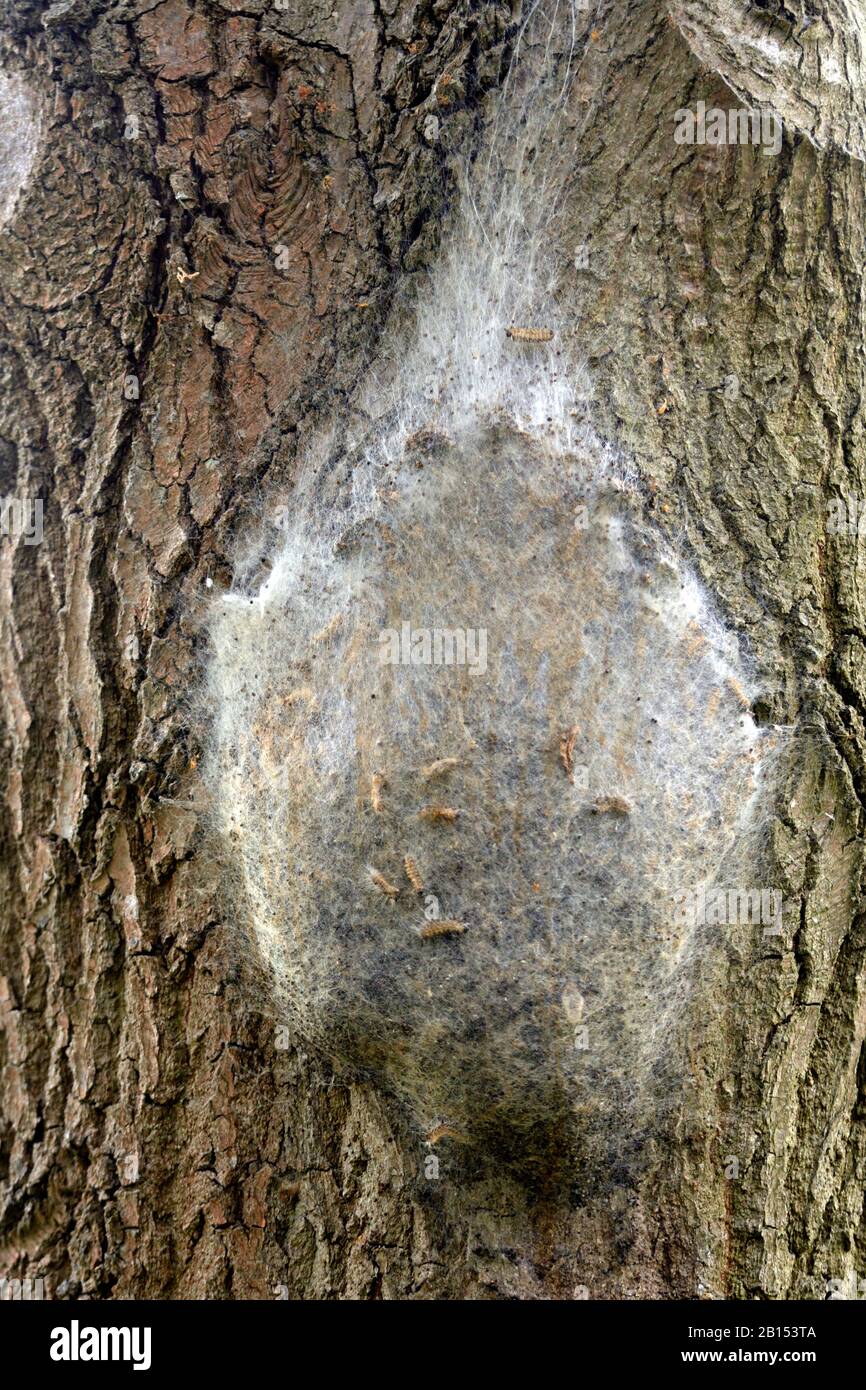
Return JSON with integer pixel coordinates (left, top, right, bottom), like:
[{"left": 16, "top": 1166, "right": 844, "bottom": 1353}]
[{"left": 1, "top": 0, "right": 864, "bottom": 1300}]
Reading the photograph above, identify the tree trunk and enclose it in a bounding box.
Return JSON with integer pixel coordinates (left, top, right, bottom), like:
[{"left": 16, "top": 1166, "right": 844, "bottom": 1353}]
[{"left": 1, "top": 0, "right": 864, "bottom": 1300}]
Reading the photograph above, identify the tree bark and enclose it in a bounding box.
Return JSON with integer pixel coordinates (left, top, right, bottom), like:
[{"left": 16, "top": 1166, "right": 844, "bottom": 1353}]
[{"left": 1, "top": 0, "right": 864, "bottom": 1300}]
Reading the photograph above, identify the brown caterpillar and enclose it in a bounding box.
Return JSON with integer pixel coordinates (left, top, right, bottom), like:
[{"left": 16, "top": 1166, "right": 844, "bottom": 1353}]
[
  {"left": 506, "top": 326, "right": 554, "bottom": 342},
  {"left": 370, "top": 772, "right": 386, "bottom": 813},
  {"left": 683, "top": 620, "right": 708, "bottom": 658},
  {"left": 419, "top": 920, "right": 465, "bottom": 938},
  {"left": 726, "top": 677, "right": 751, "bottom": 711},
  {"left": 559, "top": 725, "right": 578, "bottom": 780},
  {"left": 369, "top": 867, "right": 399, "bottom": 899},
  {"left": 404, "top": 855, "right": 424, "bottom": 893},
  {"left": 420, "top": 756, "right": 460, "bottom": 781},
  {"left": 425, "top": 1123, "right": 465, "bottom": 1145},
  {"left": 418, "top": 805, "right": 459, "bottom": 823},
  {"left": 593, "top": 795, "right": 631, "bottom": 816},
  {"left": 311, "top": 612, "right": 343, "bottom": 645}
]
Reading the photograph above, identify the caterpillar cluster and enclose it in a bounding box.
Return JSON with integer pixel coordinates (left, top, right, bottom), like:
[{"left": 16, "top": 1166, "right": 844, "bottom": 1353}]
[{"left": 203, "top": 1, "right": 778, "bottom": 1177}]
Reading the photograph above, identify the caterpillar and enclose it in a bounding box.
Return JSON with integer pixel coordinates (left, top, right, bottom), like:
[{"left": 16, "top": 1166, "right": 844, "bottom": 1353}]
[
  {"left": 593, "top": 795, "right": 631, "bottom": 816},
  {"left": 420, "top": 756, "right": 460, "bottom": 781},
  {"left": 404, "top": 855, "right": 424, "bottom": 893},
  {"left": 419, "top": 920, "right": 465, "bottom": 939},
  {"left": 418, "top": 805, "right": 459, "bottom": 823},
  {"left": 559, "top": 725, "right": 578, "bottom": 780},
  {"left": 505, "top": 326, "right": 554, "bottom": 342},
  {"left": 405, "top": 427, "right": 451, "bottom": 457},
  {"left": 310, "top": 612, "right": 343, "bottom": 645},
  {"left": 683, "top": 620, "right": 707, "bottom": 658},
  {"left": 369, "top": 867, "right": 400, "bottom": 899},
  {"left": 370, "top": 772, "right": 386, "bottom": 813},
  {"left": 424, "top": 1123, "right": 465, "bottom": 1145},
  {"left": 726, "top": 677, "right": 751, "bottom": 711}
]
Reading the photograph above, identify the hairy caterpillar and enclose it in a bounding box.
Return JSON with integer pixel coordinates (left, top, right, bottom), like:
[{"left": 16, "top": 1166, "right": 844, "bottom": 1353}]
[
  {"left": 683, "top": 620, "right": 707, "bottom": 658},
  {"left": 370, "top": 772, "right": 386, "bottom": 813},
  {"left": 505, "top": 326, "right": 553, "bottom": 342},
  {"left": 418, "top": 805, "right": 459, "bottom": 823},
  {"left": 404, "top": 855, "right": 424, "bottom": 893},
  {"left": 420, "top": 756, "right": 460, "bottom": 781},
  {"left": 419, "top": 920, "right": 465, "bottom": 938},
  {"left": 369, "top": 867, "right": 400, "bottom": 899},
  {"left": 405, "top": 427, "right": 452, "bottom": 457},
  {"left": 726, "top": 677, "right": 751, "bottom": 711},
  {"left": 593, "top": 795, "right": 631, "bottom": 816},
  {"left": 311, "top": 612, "right": 343, "bottom": 645},
  {"left": 559, "top": 725, "right": 578, "bottom": 780},
  {"left": 424, "top": 1123, "right": 465, "bottom": 1145}
]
